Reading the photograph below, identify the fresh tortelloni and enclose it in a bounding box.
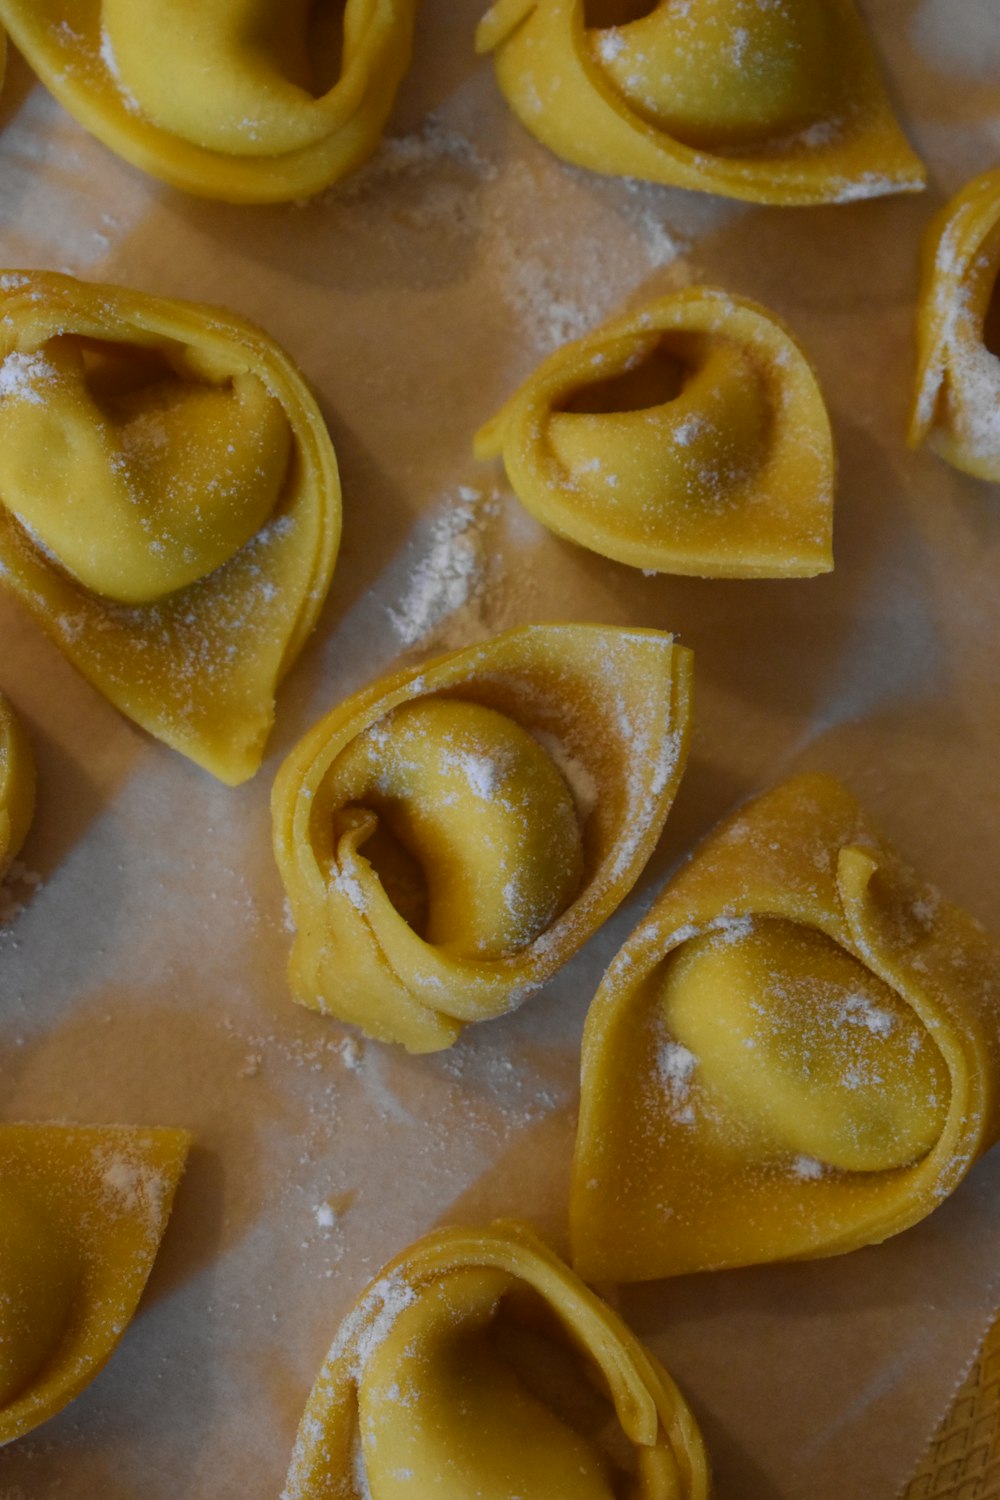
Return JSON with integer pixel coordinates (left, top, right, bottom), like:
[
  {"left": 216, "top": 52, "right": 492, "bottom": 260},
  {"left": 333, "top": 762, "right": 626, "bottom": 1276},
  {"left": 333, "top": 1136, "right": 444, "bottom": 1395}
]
[
  {"left": 571, "top": 774, "right": 1000, "bottom": 1281},
  {"left": 283, "top": 1221, "right": 711, "bottom": 1500},
  {"left": 0, "top": 1122, "right": 190, "bottom": 1445},
  {"left": 476, "top": 289, "right": 835, "bottom": 578},
  {"left": 0, "top": 271, "right": 341, "bottom": 784},
  {"left": 910, "top": 167, "right": 1000, "bottom": 481},
  {"left": 0, "top": 694, "right": 35, "bottom": 883},
  {"left": 475, "top": 0, "right": 925, "bottom": 206},
  {"left": 273, "top": 624, "right": 693, "bottom": 1052},
  {"left": 0, "top": 0, "right": 419, "bottom": 202}
]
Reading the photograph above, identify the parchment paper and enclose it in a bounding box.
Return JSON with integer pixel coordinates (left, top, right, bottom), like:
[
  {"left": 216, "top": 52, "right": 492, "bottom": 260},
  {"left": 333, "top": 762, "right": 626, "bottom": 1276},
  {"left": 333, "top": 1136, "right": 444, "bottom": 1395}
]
[{"left": 2, "top": 3, "right": 1000, "bottom": 1496}]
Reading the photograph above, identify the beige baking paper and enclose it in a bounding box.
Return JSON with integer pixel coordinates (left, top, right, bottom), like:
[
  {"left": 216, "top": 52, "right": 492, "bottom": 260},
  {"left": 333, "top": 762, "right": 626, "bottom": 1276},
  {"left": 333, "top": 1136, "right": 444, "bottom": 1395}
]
[{"left": 2, "top": 2, "right": 1000, "bottom": 1497}]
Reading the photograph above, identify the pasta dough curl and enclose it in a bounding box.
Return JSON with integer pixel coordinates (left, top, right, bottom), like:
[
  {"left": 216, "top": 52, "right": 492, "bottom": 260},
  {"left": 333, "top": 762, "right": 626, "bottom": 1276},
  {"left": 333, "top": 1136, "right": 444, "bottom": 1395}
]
[
  {"left": 476, "top": 289, "right": 834, "bottom": 578},
  {"left": 0, "top": 0, "right": 418, "bottom": 202},
  {"left": 0, "top": 694, "right": 35, "bottom": 882},
  {"left": 476, "top": 0, "right": 925, "bottom": 206},
  {"left": 272, "top": 623, "right": 692, "bottom": 1051},
  {"left": 0, "top": 1123, "right": 190, "bottom": 1445},
  {"left": 571, "top": 774, "right": 1000, "bottom": 1280},
  {"left": 0, "top": 272, "right": 341, "bottom": 784},
  {"left": 283, "top": 1221, "right": 710, "bottom": 1500}
]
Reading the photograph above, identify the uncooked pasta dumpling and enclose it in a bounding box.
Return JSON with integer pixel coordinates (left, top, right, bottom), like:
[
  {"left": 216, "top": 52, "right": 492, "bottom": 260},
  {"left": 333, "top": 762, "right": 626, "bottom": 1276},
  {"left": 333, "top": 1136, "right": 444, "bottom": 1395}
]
[
  {"left": 476, "top": 289, "right": 835, "bottom": 578},
  {"left": 0, "top": 693, "right": 35, "bottom": 882},
  {"left": 0, "top": 0, "right": 419, "bottom": 202},
  {"left": 910, "top": 166, "right": 1000, "bottom": 481},
  {"left": 571, "top": 774, "right": 1000, "bottom": 1281},
  {"left": 476, "top": 0, "right": 925, "bottom": 206},
  {"left": 283, "top": 1221, "right": 711, "bottom": 1500},
  {"left": 272, "top": 623, "right": 693, "bottom": 1052},
  {"left": 0, "top": 271, "right": 341, "bottom": 785},
  {"left": 0, "top": 1122, "right": 190, "bottom": 1445}
]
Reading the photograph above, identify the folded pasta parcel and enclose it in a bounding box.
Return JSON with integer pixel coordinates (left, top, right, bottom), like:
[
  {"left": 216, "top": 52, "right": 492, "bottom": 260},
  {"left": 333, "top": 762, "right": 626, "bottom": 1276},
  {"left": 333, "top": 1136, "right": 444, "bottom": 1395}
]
[
  {"left": 476, "top": 288, "right": 835, "bottom": 578},
  {"left": 910, "top": 166, "right": 1000, "bottom": 482},
  {"left": 0, "top": 693, "right": 35, "bottom": 883},
  {"left": 283, "top": 1221, "right": 710, "bottom": 1500},
  {"left": 476, "top": 0, "right": 925, "bottom": 206},
  {"left": 272, "top": 624, "right": 693, "bottom": 1052},
  {"left": 0, "top": 272, "right": 341, "bottom": 784},
  {"left": 572, "top": 774, "right": 1000, "bottom": 1281},
  {"left": 0, "top": 0, "right": 419, "bottom": 203},
  {"left": 0, "top": 1122, "right": 190, "bottom": 1445}
]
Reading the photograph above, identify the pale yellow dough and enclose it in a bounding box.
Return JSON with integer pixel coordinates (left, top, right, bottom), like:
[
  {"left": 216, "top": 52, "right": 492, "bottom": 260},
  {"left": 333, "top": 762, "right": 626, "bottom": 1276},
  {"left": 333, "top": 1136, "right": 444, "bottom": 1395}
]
[
  {"left": 0, "top": 272, "right": 341, "bottom": 785},
  {"left": 571, "top": 774, "right": 1000, "bottom": 1280},
  {"left": 476, "top": 288, "right": 835, "bottom": 577},
  {"left": 283, "top": 1222, "right": 711, "bottom": 1499},
  {"left": 910, "top": 166, "right": 1000, "bottom": 481},
  {"left": 476, "top": 0, "right": 925, "bottom": 206},
  {"left": 0, "top": 693, "right": 35, "bottom": 883},
  {"left": 0, "top": 1, "right": 419, "bottom": 203},
  {"left": 272, "top": 623, "right": 693, "bottom": 1051},
  {"left": 0, "top": 1122, "right": 190, "bottom": 1445}
]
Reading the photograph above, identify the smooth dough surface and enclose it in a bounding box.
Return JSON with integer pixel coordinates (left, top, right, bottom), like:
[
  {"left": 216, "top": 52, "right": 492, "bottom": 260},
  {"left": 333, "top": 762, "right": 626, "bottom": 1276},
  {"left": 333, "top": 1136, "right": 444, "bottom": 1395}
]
[
  {"left": 910, "top": 166, "right": 1000, "bottom": 481},
  {"left": 0, "top": 693, "right": 35, "bottom": 882},
  {"left": 0, "top": 271, "right": 341, "bottom": 785},
  {"left": 0, "top": 0, "right": 419, "bottom": 202},
  {"left": 272, "top": 623, "right": 693, "bottom": 1051},
  {"left": 571, "top": 773, "right": 1000, "bottom": 1280},
  {"left": 282, "top": 1221, "right": 711, "bottom": 1500},
  {"left": 0, "top": 1123, "right": 190, "bottom": 1445},
  {"left": 476, "top": 0, "right": 925, "bottom": 206},
  {"left": 476, "top": 288, "right": 835, "bottom": 578}
]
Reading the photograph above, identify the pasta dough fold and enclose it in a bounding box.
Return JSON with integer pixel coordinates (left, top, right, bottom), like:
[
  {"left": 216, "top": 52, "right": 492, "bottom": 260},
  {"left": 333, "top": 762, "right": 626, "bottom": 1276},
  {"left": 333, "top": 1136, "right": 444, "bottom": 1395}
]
[
  {"left": 272, "top": 623, "right": 692, "bottom": 1051},
  {"left": 476, "top": 0, "right": 925, "bottom": 206},
  {"left": 0, "top": 0, "right": 419, "bottom": 202},
  {"left": 571, "top": 774, "right": 1000, "bottom": 1280},
  {"left": 476, "top": 289, "right": 834, "bottom": 578},
  {"left": 0, "top": 694, "right": 35, "bottom": 882},
  {"left": 0, "top": 1122, "right": 190, "bottom": 1444},
  {"left": 283, "top": 1221, "right": 710, "bottom": 1500},
  {"left": 0, "top": 272, "right": 341, "bottom": 784},
  {"left": 910, "top": 167, "right": 1000, "bottom": 480}
]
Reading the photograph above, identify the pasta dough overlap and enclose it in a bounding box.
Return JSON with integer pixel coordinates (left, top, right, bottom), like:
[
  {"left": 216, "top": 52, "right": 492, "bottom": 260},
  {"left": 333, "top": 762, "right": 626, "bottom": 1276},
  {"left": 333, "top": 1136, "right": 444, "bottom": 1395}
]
[
  {"left": 272, "top": 623, "right": 692, "bottom": 1052},
  {"left": 476, "top": 0, "right": 925, "bottom": 206},
  {"left": 0, "top": 1, "right": 419, "bottom": 202},
  {"left": 0, "top": 1122, "right": 190, "bottom": 1445},
  {"left": 283, "top": 1221, "right": 710, "bottom": 1500},
  {"left": 0, "top": 694, "right": 35, "bottom": 882},
  {"left": 476, "top": 290, "right": 835, "bottom": 578},
  {"left": 910, "top": 166, "right": 1000, "bottom": 481},
  {"left": 571, "top": 774, "right": 1000, "bottom": 1280},
  {"left": 0, "top": 271, "right": 341, "bottom": 784}
]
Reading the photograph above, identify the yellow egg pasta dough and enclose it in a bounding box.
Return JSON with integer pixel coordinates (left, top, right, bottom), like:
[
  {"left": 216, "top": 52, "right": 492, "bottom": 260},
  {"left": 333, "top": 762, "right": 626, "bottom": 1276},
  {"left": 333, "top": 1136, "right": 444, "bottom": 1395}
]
[
  {"left": 476, "top": 0, "right": 925, "bottom": 206},
  {"left": 0, "top": 1122, "right": 190, "bottom": 1446},
  {"left": 273, "top": 623, "right": 693, "bottom": 1052},
  {"left": 283, "top": 1221, "right": 711, "bottom": 1500},
  {"left": 571, "top": 774, "right": 1000, "bottom": 1281},
  {"left": 910, "top": 166, "right": 1000, "bottom": 481},
  {"left": 0, "top": 272, "right": 341, "bottom": 785},
  {"left": 476, "top": 288, "right": 835, "bottom": 578},
  {"left": 0, "top": 694, "right": 35, "bottom": 883},
  {"left": 0, "top": 0, "right": 419, "bottom": 203}
]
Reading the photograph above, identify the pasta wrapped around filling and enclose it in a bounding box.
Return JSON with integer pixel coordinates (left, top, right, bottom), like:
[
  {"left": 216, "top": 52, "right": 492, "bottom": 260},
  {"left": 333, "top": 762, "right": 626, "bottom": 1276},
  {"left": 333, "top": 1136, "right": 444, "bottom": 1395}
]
[
  {"left": 0, "top": 1123, "right": 190, "bottom": 1445},
  {"left": 571, "top": 774, "right": 1000, "bottom": 1280},
  {"left": 0, "top": 0, "right": 418, "bottom": 202},
  {"left": 476, "top": 0, "right": 925, "bottom": 206},
  {"left": 0, "top": 272, "right": 341, "bottom": 785},
  {"left": 0, "top": 694, "right": 35, "bottom": 883},
  {"left": 476, "top": 288, "right": 834, "bottom": 578},
  {"left": 910, "top": 166, "right": 1000, "bottom": 481},
  {"left": 283, "top": 1221, "right": 711, "bottom": 1500},
  {"left": 272, "top": 623, "right": 692, "bottom": 1052}
]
